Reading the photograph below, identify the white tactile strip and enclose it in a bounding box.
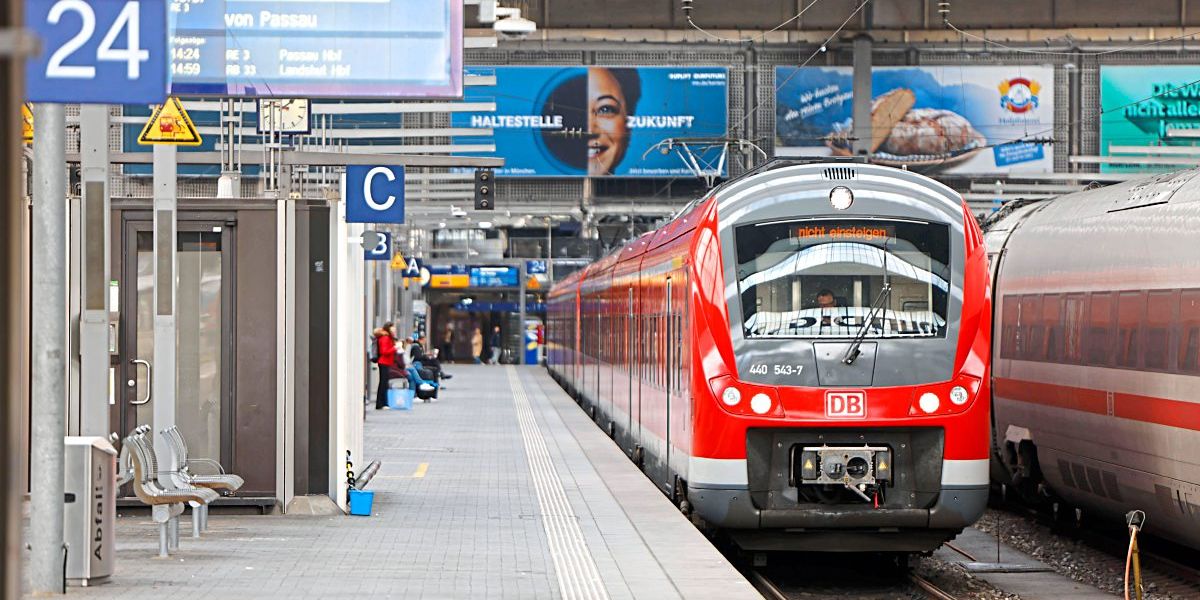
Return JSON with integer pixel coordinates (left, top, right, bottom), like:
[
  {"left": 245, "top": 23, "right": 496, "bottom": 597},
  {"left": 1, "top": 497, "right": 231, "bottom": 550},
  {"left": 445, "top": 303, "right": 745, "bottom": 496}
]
[{"left": 507, "top": 366, "right": 611, "bottom": 600}]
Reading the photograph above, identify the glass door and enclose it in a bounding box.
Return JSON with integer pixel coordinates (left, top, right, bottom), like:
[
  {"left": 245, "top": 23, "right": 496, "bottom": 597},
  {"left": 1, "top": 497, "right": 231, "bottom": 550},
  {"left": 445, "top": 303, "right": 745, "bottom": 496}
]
[{"left": 117, "top": 219, "right": 235, "bottom": 485}]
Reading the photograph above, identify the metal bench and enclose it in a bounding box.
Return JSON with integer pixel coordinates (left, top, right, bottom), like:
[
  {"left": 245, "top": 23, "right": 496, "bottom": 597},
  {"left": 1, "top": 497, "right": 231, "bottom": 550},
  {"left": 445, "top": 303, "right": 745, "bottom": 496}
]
[
  {"left": 160, "top": 425, "right": 244, "bottom": 535},
  {"left": 122, "top": 429, "right": 219, "bottom": 557}
]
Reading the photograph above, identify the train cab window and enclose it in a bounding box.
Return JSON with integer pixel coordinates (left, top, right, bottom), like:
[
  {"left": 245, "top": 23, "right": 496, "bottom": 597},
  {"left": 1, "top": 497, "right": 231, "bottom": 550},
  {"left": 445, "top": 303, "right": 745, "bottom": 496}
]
[
  {"left": 1178, "top": 290, "right": 1200, "bottom": 373},
  {"left": 733, "top": 219, "right": 950, "bottom": 339},
  {"left": 1063, "top": 294, "right": 1087, "bottom": 364},
  {"left": 1145, "top": 290, "right": 1176, "bottom": 371},
  {"left": 1116, "top": 292, "right": 1146, "bottom": 369},
  {"left": 1087, "top": 292, "right": 1115, "bottom": 366}
]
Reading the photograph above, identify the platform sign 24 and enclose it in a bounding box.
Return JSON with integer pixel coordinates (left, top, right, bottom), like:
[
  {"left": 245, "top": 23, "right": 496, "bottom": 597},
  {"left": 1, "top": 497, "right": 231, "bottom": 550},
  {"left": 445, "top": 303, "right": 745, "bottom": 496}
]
[{"left": 25, "top": 0, "right": 168, "bottom": 104}]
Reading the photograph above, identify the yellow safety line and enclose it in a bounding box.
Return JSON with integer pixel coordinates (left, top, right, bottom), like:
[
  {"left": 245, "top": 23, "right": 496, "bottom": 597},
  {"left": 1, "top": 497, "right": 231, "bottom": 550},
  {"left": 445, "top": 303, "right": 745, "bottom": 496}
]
[{"left": 375, "top": 462, "right": 430, "bottom": 479}]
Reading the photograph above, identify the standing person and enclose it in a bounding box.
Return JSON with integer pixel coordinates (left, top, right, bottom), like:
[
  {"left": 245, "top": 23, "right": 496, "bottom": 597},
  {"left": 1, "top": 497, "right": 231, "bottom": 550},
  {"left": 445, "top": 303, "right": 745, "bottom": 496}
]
[
  {"left": 440, "top": 325, "right": 455, "bottom": 362},
  {"left": 471, "top": 327, "right": 484, "bottom": 364},
  {"left": 373, "top": 323, "right": 400, "bottom": 410},
  {"left": 488, "top": 325, "right": 502, "bottom": 365}
]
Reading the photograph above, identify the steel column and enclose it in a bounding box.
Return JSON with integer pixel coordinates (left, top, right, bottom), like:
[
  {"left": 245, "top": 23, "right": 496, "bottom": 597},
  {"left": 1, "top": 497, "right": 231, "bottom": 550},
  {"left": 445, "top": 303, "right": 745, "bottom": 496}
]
[
  {"left": 152, "top": 145, "right": 178, "bottom": 479},
  {"left": 30, "top": 102, "right": 67, "bottom": 595}
]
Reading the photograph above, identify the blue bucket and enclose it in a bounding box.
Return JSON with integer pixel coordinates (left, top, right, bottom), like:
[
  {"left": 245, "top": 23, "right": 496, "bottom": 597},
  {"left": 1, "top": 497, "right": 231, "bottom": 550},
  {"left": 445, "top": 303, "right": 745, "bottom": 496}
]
[
  {"left": 348, "top": 489, "right": 375, "bottom": 516},
  {"left": 387, "top": 387, "right": 414, "bottom": 410}
]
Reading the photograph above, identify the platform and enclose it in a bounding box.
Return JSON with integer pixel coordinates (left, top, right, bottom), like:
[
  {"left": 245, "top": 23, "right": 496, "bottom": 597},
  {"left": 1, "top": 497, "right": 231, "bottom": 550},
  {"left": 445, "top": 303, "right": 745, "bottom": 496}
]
[{"left": 56, "top": 366, "right": 758, "bottom": 599}]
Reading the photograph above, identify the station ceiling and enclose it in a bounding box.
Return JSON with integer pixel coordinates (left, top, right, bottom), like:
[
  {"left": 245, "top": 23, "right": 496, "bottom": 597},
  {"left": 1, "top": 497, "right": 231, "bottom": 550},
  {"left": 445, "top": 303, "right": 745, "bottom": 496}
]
[{"left": 505, "top": 0, "right": 1199, "bottom": 30}]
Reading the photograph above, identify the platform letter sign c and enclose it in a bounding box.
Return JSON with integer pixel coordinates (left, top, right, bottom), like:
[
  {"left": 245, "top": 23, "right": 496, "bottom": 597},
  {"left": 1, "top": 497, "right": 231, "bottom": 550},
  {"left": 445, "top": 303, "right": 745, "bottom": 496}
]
[
  {"left": 364, "top": 167, "right": 397, "bottom": 211},
  {"left": 345, "top": 165, "right": 406, "bottom": 224}
]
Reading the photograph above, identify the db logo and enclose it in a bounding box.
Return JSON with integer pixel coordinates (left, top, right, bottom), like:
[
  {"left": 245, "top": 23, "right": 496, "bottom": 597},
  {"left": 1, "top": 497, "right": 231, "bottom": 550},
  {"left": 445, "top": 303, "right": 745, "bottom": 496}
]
[{"left": 825, "top": 390, "right": 867, "bottom": 419}]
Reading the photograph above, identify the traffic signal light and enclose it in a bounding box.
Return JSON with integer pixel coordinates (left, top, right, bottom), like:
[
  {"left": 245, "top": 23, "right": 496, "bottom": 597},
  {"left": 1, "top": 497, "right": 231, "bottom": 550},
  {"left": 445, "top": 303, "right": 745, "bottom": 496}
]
[{"left": 474, "top": 168, "right": 494, "bottom": 210}]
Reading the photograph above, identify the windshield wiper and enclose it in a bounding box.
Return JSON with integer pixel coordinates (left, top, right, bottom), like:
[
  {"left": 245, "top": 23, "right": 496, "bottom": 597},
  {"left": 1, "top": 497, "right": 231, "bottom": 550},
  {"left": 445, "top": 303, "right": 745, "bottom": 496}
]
[{"left": 842, "top": 283, "right": 891, "bottom": 365}]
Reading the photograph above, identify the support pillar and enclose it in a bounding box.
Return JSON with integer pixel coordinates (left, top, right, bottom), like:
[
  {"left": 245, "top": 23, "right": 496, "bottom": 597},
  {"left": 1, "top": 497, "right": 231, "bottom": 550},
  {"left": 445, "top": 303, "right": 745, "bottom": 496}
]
[
  {"left": 851, "top": 33, "right": 874, "bottom": 157},
  {"left": 79, "top": 105, "right": 112, "bottom": 437},
  {"left": 30, "top": 102, "right": 67, "bottom": 595},
  {"left": 152, "top": 145, "right": 178, "bottom": 476}
]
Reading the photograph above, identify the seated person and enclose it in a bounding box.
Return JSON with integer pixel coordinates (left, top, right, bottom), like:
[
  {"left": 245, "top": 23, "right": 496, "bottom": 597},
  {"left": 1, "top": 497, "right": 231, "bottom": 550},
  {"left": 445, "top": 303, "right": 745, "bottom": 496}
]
[{"left": 419, "top": 349, "right": 452, "bottom": 381}]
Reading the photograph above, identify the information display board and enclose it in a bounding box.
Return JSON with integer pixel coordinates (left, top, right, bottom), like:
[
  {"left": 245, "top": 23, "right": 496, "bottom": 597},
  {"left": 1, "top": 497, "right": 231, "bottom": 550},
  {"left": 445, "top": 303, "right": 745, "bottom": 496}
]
[
  {"left": 455, "top": 66, "right": 728, "bottom": 177},
  {"left": 469, "top": 266, "right": 518, "bottom": 288},
  {"left": 775, "top": 65, "right": 1055, "bottom": 175},
  {"left": 168, "top": 0, "right": 462, "bottom": 97}
]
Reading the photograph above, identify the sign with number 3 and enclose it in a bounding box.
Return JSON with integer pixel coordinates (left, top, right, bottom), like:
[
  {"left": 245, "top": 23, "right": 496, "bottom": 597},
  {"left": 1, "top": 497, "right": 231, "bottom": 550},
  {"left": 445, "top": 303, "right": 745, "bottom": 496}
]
[{"left": 25, "top": 0, "right": 168, "bottom": 104}]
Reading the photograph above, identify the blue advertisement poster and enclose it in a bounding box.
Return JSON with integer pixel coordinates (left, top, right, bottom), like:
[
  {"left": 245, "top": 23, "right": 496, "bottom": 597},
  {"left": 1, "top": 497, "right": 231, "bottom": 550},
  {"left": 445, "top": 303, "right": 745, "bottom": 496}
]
[
  {"left": 775, "top": 65, "right": 1055, "bottom": 174},
  {"left": 455, "top": 66, "right": 728, "bottom": 177}
]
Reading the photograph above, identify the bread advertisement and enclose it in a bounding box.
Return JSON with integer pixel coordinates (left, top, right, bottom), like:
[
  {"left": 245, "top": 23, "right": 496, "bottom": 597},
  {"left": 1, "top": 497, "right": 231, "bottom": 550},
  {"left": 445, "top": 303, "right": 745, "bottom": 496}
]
[{"left": 775, "top": 66, "right": 1054, "bottom": 174}]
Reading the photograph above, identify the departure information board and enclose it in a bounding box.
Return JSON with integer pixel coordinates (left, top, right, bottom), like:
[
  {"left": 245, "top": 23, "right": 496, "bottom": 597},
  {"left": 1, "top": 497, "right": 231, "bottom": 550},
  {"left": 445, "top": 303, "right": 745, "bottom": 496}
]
[{"left": 168, "top": 0, "right": 462, "bottom": 98}]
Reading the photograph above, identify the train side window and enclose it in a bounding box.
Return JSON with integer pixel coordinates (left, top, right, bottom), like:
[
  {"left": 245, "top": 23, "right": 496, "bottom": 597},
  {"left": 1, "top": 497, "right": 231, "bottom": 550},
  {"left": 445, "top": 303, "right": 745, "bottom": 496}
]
[
  {"left": 1042, "top": 293, "right": 1062, "bottom": 361},
  {"left": 1087, "top": 292, "right": 1115, "bottom": 366},
  {"left": 1063, "top": 294, "right": 1087, "bottom": 364},
  {"left": 1116, "top": 291, "right": 1146, "bottom": 369},
  {"left": 1019, "top": 295, "right": 1042, "bottom": 360},
  {"left": 1145, "top": 290, "right": 1176, "bottom": 371},
  {"left": 1000, "top": 295, "right": 1019, "bottom": 359},
  {"left": 1178, "top": 290, "right": 1200, "bottom": 373}
]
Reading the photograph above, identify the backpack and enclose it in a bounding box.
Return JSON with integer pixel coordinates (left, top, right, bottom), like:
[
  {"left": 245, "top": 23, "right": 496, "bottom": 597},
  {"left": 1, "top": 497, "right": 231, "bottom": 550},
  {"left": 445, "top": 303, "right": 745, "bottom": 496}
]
[{"left": 368, "top": 337, "right": 380, "bottom": 363}]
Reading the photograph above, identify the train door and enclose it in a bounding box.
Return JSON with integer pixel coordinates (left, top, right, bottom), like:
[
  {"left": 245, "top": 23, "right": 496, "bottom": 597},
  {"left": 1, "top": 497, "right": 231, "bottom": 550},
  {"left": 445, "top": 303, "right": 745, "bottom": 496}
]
[
  {"left": 664, "top": 277, "right": 673, "bottom": 484},
  {"left": 115, "top": 218, "right": 236, "bottom": 494},
  {"left": 594, "top": 311, "right": 601, "bottom": 410},
  {"left": 627, "top": 286, "right": 634, "bottom": 448}
]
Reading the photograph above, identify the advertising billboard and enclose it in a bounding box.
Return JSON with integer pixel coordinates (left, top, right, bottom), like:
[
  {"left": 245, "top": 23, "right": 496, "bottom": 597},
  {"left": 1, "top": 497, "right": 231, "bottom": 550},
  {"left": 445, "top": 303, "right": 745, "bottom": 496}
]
[
  {"left": 1100, "top": 65, "right": 1200, "bottom": 172},
  {"left": 775, "top": 65, "right": 1055, "bottom": 174},
  {"left": 454, "top": 66, "right": 728, "bottom": 177},
  {"left": 168, "top": 0, "right": 462, "bottom": 98}
]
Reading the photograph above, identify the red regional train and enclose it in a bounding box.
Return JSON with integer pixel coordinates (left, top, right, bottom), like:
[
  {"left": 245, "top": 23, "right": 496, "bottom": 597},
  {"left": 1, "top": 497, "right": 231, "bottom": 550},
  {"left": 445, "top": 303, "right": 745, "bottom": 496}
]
[
  {"left": 545, "top": 160, "right": 992, "bottom": 552},
  {"left": 987, "top": 170, "right": 1200, "bottom": 549}
]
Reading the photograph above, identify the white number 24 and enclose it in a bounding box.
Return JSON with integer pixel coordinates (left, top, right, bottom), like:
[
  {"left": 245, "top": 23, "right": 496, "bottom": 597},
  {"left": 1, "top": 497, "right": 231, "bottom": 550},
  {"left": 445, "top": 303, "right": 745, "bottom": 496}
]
[{"left": 46, "top": 0, "right": 150, "bottom": 80}]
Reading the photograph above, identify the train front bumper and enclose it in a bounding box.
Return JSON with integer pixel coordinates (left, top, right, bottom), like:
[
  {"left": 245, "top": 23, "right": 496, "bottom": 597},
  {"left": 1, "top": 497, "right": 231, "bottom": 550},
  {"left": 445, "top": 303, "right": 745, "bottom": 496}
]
[{"left": 686, "top": 427, "right": 988, "bottom": 552}]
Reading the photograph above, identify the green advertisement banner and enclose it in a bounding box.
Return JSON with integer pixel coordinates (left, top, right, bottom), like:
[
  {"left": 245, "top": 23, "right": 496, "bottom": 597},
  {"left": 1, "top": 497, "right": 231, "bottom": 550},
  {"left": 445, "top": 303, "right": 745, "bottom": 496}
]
[{"left": 1100, "top": 65, "right": 1200, "bottom": 172}]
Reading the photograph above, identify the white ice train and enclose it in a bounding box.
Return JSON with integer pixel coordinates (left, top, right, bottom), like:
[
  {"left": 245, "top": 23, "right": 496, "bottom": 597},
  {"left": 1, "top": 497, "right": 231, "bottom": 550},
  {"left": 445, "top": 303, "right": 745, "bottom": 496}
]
[{"left": 985, "top": 170, "right": 1200, "bottom": 548}]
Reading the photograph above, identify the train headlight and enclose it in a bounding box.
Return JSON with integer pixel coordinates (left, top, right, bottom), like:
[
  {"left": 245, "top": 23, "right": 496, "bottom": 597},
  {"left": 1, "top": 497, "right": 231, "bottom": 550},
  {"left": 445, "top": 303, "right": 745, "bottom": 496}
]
[
  {"left": 721, "top": 386, "right": 742, "bottom": 406},
  {"left": 918, "top": 392, "right": 940, "bottom": 414},
  {"left": 750, "top": 393, "right": 772, "bottom": 415},
  {"left": 949, "top": 386, "right": 969, "bottom": 406},
  {"left": 829, "top": 186, "right": 854, "bottom": 210}
]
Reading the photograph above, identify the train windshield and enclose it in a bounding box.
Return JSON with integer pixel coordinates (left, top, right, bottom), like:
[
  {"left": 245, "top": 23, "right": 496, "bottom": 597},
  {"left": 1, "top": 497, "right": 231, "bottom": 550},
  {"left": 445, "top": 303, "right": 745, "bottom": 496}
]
[{"left": 735, "top": 218, "right": 951, "bottom": 339}]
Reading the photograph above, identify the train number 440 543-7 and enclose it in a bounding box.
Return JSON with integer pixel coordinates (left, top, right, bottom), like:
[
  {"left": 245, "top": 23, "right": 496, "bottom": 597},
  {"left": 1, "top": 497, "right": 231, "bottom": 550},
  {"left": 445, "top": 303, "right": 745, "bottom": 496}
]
[{"left": 748, "top": 364, "right": 804, "bottom": 376}]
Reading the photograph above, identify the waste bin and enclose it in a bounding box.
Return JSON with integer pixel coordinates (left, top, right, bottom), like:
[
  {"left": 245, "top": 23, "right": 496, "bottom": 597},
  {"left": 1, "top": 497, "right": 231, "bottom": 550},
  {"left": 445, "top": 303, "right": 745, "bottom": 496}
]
[{"left": 64, "top": 436, "right": 117, "bottom": 586}]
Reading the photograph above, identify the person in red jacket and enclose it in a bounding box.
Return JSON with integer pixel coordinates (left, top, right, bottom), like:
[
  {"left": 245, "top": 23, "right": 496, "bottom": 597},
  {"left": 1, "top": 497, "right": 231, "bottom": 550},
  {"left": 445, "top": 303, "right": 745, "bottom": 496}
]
[{"left": 374, "top": 322, "right": 401, "bottom": 410}]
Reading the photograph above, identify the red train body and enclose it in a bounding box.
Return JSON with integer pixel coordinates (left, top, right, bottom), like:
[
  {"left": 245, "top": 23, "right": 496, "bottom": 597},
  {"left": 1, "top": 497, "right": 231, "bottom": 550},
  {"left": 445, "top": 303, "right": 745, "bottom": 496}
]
[{"left": 546, "top": 161, "right": 992, "bottom": 552}]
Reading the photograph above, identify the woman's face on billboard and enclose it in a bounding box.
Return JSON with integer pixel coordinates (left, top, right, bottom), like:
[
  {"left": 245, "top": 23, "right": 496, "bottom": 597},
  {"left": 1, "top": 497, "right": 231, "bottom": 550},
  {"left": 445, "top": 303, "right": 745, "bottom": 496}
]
[{"left": 588, "top": 68, "right": 631, "bottom": 175}]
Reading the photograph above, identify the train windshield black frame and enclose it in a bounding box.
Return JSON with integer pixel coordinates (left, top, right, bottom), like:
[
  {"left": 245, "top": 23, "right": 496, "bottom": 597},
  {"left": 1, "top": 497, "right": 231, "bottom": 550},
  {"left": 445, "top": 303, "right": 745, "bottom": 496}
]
[{"left": 734, "top": 218, "right": 951, "bottom": 339}]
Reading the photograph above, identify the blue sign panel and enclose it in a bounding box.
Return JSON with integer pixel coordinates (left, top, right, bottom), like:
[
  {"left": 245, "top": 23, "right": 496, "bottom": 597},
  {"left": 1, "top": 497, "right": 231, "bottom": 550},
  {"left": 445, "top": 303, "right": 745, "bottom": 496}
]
[
  {"left": 455, "top": 66, "right": 729, "bottom": 177},
  {"left": 402, "top": 256, "right": 422, "bottom": 277},
  {"left": 525, "top": 260, "right": 547, "bottom": 275},
  {"left": 26, "top": 0, "right": 169, "bottom": 103},
  {"left": 363, "top": 231, "right": 390, "bottom": 261},
  {"left": 469, "top": 266, "right": 518, "bottom": 288},
  {"left": 168, "top": 0, "right": 462, "bottom": 98},
  {"left": 344, "top": 166, "right": 405, "bottom": 224}
]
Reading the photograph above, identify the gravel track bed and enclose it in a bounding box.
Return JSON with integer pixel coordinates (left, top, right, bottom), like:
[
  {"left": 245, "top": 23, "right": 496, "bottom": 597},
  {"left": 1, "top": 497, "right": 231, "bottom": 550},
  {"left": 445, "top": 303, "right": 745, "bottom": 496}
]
[
  {"left": 976, "top": 508, "right": 1189, "bottom": 600},
  {"left": 758, "top": 553, "right": 1019, "bottom": 599}
]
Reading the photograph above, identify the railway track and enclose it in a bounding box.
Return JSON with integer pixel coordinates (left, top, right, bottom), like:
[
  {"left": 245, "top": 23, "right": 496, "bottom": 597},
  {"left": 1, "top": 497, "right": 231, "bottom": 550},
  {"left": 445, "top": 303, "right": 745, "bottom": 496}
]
[
  {"left": 748, "top": 567, "right": 960, "bottom": 600},
  {"left": 990, "top": 502, "right": 1200, "bottom": 598}
]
